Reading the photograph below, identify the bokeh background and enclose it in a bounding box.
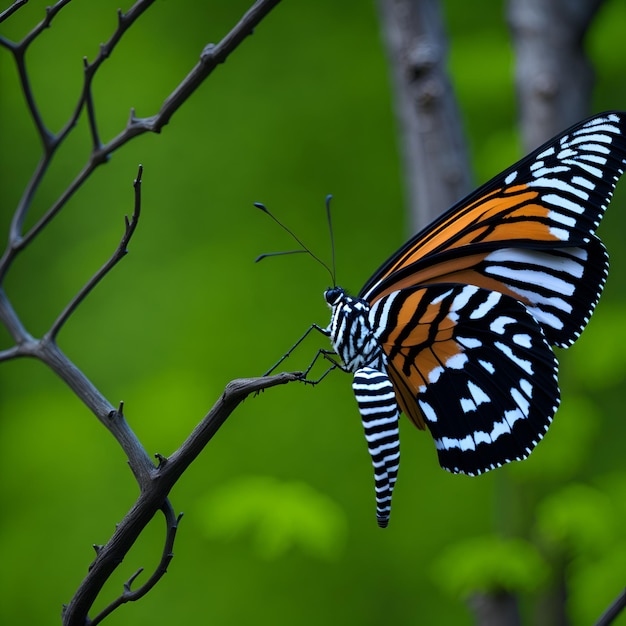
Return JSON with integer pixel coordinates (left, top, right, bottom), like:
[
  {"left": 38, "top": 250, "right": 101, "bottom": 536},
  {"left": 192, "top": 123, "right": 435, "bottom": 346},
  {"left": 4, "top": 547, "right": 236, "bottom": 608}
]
[{"left": 1, "top": 1, "right": 626, "bottom": 624}]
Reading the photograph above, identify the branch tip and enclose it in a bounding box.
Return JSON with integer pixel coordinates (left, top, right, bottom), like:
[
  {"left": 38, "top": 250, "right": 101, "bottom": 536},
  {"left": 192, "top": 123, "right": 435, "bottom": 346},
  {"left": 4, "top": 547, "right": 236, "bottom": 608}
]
[{"left": 123, "top": 568, "right": 144, "bottom": 592}]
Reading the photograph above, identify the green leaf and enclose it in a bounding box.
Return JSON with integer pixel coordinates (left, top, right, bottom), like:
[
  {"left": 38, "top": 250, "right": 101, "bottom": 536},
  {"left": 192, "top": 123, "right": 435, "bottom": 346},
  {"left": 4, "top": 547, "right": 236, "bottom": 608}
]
[
  {"left": 535, "top": 483, "right": 616, "bottom": 555},
  {"left": 196, "top": 476, "right": 347, "bottom": 561},
  {"left": 432, "top": 536, "right": 549, "bottom": 597}
]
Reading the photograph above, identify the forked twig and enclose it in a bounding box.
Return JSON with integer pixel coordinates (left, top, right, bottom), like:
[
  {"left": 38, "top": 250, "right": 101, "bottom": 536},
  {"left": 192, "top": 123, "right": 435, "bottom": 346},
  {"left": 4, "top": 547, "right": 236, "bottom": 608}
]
[
  {"left": 89, "top": 503, "right": 184, "bottom": 626},
  {"left": 594, "top": 588, "right": 626, "bottom": 626},
  {"left": 47, "top": 165, "right": 143, "bottom": 341},
  {"left": 0, "top": 0, "right": 281, "bottom": 283},
  {"left": 62, "top": 371, "right": 299, "bottom": 626}
]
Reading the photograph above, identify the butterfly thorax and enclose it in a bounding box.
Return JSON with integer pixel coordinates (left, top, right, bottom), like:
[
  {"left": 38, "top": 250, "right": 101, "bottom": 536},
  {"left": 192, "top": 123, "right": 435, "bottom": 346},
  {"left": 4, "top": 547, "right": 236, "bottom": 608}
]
[{"left": 324, "top": 287, "right": 385, "bottom": 373}]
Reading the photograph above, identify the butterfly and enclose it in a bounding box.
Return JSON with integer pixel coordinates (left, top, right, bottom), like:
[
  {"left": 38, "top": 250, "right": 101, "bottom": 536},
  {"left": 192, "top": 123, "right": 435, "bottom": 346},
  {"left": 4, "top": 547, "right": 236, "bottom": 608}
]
[{"left": 260, "top": 111, "right": 626, "bottom": 528}]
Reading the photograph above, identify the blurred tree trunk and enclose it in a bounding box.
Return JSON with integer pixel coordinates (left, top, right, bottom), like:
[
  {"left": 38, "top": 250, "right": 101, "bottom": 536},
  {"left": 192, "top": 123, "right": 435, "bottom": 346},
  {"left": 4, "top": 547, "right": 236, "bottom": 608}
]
[
  {"left": 508, "top": 0, "right": 606, "bottom": 151},
  {"left": 507, "top": 1, "right": 605, "bottom": 620},
  {"left": 376, "top": 0, "right": 472, "bottom": 233},
  {"left": 469, "top": 592, "right": 522, "bottom": 626},
  {"left": 376, "top": 0, "right": 608, "bottom": 625}
]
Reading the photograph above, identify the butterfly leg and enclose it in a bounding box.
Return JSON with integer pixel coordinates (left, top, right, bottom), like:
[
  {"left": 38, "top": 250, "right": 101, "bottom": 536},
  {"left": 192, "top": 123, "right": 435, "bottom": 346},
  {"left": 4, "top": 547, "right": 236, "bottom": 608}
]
[
  {"left": 298, "top": 347, "right": 352, "bottom": 385},
  {"left": 352, "top": 367, "right": 401, "bottom": 528},
  {"left": 263, "top": 323, "right": 330, "bottom": 376}
]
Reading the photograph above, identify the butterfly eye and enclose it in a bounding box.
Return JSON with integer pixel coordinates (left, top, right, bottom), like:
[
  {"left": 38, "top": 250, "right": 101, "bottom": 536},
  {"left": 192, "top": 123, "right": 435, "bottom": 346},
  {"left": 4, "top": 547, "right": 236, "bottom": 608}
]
[{"left": 324, "top": 287, "right": 344, "bottom": 305}]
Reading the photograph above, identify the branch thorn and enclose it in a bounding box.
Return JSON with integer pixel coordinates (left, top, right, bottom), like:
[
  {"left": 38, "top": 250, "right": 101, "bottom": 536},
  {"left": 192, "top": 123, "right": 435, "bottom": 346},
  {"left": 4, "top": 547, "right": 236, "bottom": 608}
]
[
  {"left": 123, "top": 568, "right": 144, "bottom": 592},
  {"left": 155, "top": 453, "right": 168, "bottom": 468},
  {"left": 200, "top": 43, "right": 216, "bottom": 61}
]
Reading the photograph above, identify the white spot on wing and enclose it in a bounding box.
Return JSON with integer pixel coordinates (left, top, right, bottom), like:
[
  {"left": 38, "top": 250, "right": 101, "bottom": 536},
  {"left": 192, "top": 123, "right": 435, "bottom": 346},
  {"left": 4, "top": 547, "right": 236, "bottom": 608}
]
[
  {"left": 460, "top": 397, "right": 476, "bottom": 413},
  {"left": 457, "top": 336, "right": 482, "bottom": 349},
  {"left": 490, "top": 315, "right": 516, "bottom": 335},
  {"left": 505, "top": 171, "right": 518, "bottom": 184},
  {"left": 470, "top": 291, "right": 501, "bottom": 320},
  {"left": 543, "top": 193, "right": 584, "bottom": 214},
  {"left": 511, "top": 386, "right": 530, "bottom": 416},
  {"left": 446, "top": 352, "right": 468, "bottom": 370},
  {"left": 479, "top": 359, "right": 495, "bottom": 374},
  {"left": 419, "top": 400, "right": 438, "bottom": 423},
  {"left": 529, "top": 177, "right": 590, "bottom": 200},
  {"left": 495, "top": 341, "right": 534, "bottom": 375},
  {"left": 513, "top": 333, "right": 532, "bottom": 349},
  {"left": 467, "top": 381, "right": 490, "bottom": 406}
]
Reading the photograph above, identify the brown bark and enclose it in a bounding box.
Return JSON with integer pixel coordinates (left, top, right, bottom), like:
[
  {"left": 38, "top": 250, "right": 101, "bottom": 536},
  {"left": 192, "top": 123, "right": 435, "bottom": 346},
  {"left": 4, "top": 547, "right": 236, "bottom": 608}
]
[
  {"left": 376, "top": 0, "right": 472, "bottom": 233},
  {"left": 508, "top": 0, "right": 606, "bottom": 151}
]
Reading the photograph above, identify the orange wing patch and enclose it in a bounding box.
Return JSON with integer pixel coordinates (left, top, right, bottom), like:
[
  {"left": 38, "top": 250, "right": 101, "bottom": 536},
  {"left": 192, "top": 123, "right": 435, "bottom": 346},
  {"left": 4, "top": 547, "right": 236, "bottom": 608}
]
[
  {"left": 380, "top": 290, "right": 465, "bottom": 431},
  {"left": 373, "top": 184, "right": 562, "bottom": 288}
]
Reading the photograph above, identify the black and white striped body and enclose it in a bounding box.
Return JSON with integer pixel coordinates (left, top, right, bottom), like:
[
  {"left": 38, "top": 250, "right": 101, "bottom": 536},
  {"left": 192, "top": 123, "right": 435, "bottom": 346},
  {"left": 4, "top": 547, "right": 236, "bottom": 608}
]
[{"left": 325, "top": 287, "right": 400, "bottom": 528}]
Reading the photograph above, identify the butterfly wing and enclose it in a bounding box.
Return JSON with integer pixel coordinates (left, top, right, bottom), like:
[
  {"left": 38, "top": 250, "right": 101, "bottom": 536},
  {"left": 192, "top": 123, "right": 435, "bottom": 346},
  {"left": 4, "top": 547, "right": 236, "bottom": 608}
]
[
  {"left": 360, "top": 112, "right": 626, "bottom": 348},
  {"left": 369, "top": 284, "right": 559, "bottom": 474}
]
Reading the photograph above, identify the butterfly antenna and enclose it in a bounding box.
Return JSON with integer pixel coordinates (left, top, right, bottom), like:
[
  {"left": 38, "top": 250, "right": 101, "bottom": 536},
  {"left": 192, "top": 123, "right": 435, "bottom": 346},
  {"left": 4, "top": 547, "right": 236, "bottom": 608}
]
[
  {"left": 325, "top": 194, "right": 337, "bottom": 287},
  {"left": 254, "top": 201, "right": 335, "bottom": 284}
]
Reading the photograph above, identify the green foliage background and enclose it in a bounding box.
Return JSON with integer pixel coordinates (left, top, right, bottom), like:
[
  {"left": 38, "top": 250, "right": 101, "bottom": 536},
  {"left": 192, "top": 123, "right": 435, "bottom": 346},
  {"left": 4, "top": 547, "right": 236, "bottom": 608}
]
[{"left": 1, "top": 1, "right": 626, "bottom": 624}]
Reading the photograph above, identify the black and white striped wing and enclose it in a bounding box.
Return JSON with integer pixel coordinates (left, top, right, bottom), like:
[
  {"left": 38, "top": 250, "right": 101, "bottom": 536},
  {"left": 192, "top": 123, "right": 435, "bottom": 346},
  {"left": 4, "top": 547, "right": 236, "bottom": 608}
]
[
  {"left": 352, "top": 367, "right": 400, "bottom": 528},
  {"left": 370, "top": 283, "right": 560, "bottom": 475}
]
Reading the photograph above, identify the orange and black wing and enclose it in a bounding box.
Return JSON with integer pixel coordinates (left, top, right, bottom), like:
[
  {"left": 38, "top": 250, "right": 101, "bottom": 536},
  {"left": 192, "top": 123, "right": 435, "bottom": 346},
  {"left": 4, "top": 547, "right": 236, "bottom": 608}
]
[{"left": 360, "top": 112, "right": 626, "bottom": 348}]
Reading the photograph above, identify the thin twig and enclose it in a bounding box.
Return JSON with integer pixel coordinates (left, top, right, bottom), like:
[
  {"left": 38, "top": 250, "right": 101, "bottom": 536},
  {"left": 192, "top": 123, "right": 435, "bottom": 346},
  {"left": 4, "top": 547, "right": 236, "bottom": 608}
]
[
  {"left": 1, "top": 0, "right": 74, "bottom": 145},
  {"left": 89, "top": 504, "right": 184, "bottom": 626},
  {"left": 0, "top": 287, "right": 35, "bottom": 345},
  {"left": 594, "top": 588, "right": 626, "bottom": 626},
  {"left": 20, "top": 0, "right": 73, "bottom": 48},
  {"left": 0, "top": 0, "right": 155, "bottom": 276},
  {"left": 0, "top": 0, "right": 29, "bottom": 24},
  {"left": 77, "top": 1, "right": 158, "bottom": 152},
  {"left": 46, "top": 165, "right": 143, "bottom": 341},
  {"left": 0, "top": 0, "right": 282, "bottom": 285},
  {"left": 62, "top": 372, "right": 299, "bottom": 626}
]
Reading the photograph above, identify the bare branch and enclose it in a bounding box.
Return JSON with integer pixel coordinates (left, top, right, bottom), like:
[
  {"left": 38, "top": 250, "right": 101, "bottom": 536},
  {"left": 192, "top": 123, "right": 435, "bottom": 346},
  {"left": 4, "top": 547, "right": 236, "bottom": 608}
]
[
  {"left": 19, "top": 0, "right": 73, "bottom": 48},
  {"left": 594, "top": 588, "right": 626, "bottom": 626},
  {"left": 0, "top": 1, "right": 156, "bottom": 272},
  {"left": 0, "top": 0, "right": 282, "bottom": 284},
  {"left": 0, "top": 0, "right": 29, "bottom": 25},
  {"left": 0, "top": 287, "right": 34, "bottom": 346},
  {"left": 76, "top": 1, "right": 158, "bottom": 153},
  {"left": 62, "top": 372, "right": 300, "bottom": 626},
  {"left": 0, "top": 0, "right": 74, "bottom": 145},
  {"left": 89, "top": 504, "right": 184, "bottom": 626},
  {"left": 46, "top": 165, "right": 143, "bottom": 341}
]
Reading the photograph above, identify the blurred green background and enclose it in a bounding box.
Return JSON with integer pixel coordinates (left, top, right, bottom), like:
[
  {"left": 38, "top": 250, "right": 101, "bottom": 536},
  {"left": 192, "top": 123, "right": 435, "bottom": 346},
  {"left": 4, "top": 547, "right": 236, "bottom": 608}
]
[{"left": 1, "top": 1, "right": 626, "bottom": 624}]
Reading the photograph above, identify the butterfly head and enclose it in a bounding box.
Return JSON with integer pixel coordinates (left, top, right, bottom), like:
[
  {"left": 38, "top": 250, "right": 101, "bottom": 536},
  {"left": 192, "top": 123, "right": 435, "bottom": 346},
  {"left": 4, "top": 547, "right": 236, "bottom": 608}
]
[{"left": 324, "top": 286, "right": 345, "bottom": 307}]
